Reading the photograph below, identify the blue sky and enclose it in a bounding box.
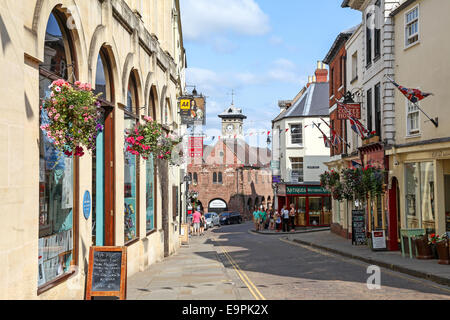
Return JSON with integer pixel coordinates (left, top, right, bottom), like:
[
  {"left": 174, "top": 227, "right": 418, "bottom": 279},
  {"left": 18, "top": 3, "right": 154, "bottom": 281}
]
[{"left": 180, "top": 0, "right": 362, "bottom": 146}]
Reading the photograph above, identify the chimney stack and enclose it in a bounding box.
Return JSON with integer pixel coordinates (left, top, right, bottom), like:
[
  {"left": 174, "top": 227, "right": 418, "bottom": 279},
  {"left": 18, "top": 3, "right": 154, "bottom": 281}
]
[{"left": 315, "top": 60, "right": 328, "bottom": 83}]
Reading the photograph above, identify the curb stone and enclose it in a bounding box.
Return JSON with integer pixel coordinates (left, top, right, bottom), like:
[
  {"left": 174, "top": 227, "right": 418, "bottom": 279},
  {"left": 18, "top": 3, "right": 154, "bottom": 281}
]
[
  {"left": 248, "top": 227, "right": 330, "bottom": 236},
  {"left": 287, "top": 237, "right": 450, "bottom": 287}
]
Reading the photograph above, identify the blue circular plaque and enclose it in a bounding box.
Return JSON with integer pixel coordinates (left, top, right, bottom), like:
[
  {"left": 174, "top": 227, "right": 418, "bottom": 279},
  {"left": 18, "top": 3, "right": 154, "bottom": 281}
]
[{"left": 83, "top": 191, "right": 91, "bottom": 220}]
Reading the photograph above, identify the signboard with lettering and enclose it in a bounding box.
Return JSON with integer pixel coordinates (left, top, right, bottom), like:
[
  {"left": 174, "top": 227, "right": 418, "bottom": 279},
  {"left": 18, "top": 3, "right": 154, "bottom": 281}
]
[
  {"left": 285, "top": 186, "right": 329, "bottom": 195},
  {"left": 287, "top": 186, "right": 307, "bottom": 195},
  {"left": 83, "top": 191, "right": 91, "bottom": 220},
  {"left": 179, "top": 96, "right": 206, "bottom": 125},
  {"left": 270, "top": 161, "right": 280, "bottom": 170},
  {"left": 337, "top": 103, "right": 361, "bottom": 120},
  {"left": 86, "top": 247, "right": 127, "bottom": 300},
  {"left": 307, "top": 186, "right": 330, "bottom": 195},
  {"left": 371, "top": 230, "right": 387, "bottom": 250},
  {"left": 352, "top": 210, "right": 366, "bottom": 246},
  {"left": 272, "top": 175, "right": 281, "bottom": 184}
]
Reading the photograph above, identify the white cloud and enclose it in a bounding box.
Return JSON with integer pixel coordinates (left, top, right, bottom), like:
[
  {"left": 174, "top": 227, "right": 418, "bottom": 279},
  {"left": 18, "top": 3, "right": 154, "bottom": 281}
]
[
  {"left": 181, "top": 0, "right": 270, "bottom": 41},
  {"left": 268, "top": 35, "right": 284, "bottom": 46}
]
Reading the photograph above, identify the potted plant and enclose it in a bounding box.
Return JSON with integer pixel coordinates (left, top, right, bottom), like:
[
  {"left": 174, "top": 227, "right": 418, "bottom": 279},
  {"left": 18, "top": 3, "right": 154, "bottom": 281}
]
[
  {"left": 414, "top": 234, "right": 433, "bottom": 259},
  {"left": 428, "top": 233, "right": 440, "bottom": 259},
  {"left": 125, "top": 116, "right": 182, "bottom": 161},
  {"left": 435, "top": 234, "right": 450, "bottom": 265},
  {"left": 40, "top": 79, "right": 103, "bottom": 158},
  {"left": 363, "top": 131, "right": 380, "bottom": 145}
]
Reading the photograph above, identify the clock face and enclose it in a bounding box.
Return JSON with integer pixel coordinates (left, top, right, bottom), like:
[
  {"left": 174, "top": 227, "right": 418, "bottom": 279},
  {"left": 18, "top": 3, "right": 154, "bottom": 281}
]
[{"left": 227, "top": 124, "right": 234, "bottom": 132}]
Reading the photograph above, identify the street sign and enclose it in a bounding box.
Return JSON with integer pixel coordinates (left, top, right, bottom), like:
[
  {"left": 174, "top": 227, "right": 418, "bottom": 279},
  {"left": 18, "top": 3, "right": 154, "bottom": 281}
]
[
  {"left": 189, "top": 136, "right": 204, "bottom": 158},
  {"left": 270, "top": 160, "right": 280, "bottom": 170}
]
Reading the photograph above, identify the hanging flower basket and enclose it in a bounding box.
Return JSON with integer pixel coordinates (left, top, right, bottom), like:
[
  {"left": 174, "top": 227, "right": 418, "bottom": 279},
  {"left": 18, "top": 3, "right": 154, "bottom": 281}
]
[
  {"left": 125, "top": 116, "right": 182, "bottom": 161},
  {"left": 40, "top": 79, "right": 103, "bottom": 157}
]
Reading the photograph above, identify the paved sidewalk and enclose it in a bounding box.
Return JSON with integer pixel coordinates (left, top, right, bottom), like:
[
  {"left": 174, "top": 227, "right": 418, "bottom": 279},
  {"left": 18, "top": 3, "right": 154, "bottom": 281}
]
[
  {"left": 285, "top": 231, "right": 450, "bottom": 286},
  {"left": 127, "top": 233, "right": 250, "bottom": 300}
]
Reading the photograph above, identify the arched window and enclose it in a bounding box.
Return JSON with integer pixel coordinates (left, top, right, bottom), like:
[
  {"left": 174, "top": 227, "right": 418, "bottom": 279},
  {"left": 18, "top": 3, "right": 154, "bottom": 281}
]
[
  {"left": 213, "top": 172, "right": 217, "bottom": 184},
  {"left": 149, "top": 86, "right": 157, "bottom": 119},
  {"left": 38, "top": 9, "right": 77, "bottom": 288},
  {"left": 124, "top": 71, "right": 140, "bottom": 243},
  {"left": 218, "top": 172, "right": 223, "bottom": 184}
]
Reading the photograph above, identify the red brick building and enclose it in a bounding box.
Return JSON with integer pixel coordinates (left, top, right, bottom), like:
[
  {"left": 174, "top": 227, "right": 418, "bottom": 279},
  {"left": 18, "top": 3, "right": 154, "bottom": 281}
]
[{"left": 188, "top": 106, "right": 273, "bottom": 220}]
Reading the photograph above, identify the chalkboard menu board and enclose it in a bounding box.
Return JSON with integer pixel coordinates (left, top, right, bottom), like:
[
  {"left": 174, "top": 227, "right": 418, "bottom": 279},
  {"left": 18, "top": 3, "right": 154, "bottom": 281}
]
[
  {"left": 86, "top": 247, "right": 127, "bottom": 300},
  {"left": 352, "top": 210, "right": 366, "bottom": 246}
]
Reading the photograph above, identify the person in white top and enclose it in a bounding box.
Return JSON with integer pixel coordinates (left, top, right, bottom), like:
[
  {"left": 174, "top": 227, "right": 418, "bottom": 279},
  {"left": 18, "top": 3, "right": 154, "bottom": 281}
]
[{"left": 282, "top": 205, "right": 290, "bottom": 232}]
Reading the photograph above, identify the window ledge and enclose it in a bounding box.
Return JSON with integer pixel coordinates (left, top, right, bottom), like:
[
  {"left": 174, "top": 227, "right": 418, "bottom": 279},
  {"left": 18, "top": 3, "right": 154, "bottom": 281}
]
[
  {"left": 404, "top": 40, "right": 420, "bottom": 51},
  {"left": 125, "top": 238, "right": 140, "bottom": 247},
  {"left": 373, "top": 55, "right": 381, "bottom": 63},
  {"left": 350, "top": 76, "right": 359, "bottom": 84},
  {"left": 37, "top": 270, "right": 76, "bottom": 296},
  {"left": 366, "top": 62, "right": 372, "bottom": 69},
  {"left": 405, "top": 133, "right": 421, "bottom": 139}
]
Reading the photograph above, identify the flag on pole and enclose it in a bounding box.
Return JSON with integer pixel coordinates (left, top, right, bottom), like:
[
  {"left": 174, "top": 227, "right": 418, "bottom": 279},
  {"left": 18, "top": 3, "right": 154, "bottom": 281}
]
[
  {"left": 337, "top": 101, "right": 369, "bottom": 139},
  {"left": 323, "top": 134, "right": 331, "bottom": 148},
  {"left": 331, "top": 130, "right": 340, "bottom": 147},
  {"left": 387, "top": 76, "right": 433, "bottom": 103}
]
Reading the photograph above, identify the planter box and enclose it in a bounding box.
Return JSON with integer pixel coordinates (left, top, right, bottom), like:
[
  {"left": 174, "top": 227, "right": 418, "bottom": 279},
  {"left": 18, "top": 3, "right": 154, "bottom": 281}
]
[
  {"left": 362, "top": 136, "right": 380, "bottom": 145},
  {"left": 436, "top": 240, "right": 450, "bottom": 265},
  {"left": 414, "top": 236, "right": 434, "bottom": 259}
]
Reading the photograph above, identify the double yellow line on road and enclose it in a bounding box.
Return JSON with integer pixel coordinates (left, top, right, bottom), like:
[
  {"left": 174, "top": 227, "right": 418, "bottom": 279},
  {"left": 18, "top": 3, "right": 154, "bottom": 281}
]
[{"left": 220, "top": 247, "right": 266, "bottom": 300}]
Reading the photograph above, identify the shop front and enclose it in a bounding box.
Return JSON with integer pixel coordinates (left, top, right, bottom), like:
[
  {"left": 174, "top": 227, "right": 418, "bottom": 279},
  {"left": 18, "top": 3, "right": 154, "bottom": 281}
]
[
  {"left": 359, "top": 142, "right": 399, "bottom": 251},
  {"left": 389, "top": 143, "right": 450, "bottom": 239},
  {"left": 277, "top": 184, "right": 332, "bottom": 227}
]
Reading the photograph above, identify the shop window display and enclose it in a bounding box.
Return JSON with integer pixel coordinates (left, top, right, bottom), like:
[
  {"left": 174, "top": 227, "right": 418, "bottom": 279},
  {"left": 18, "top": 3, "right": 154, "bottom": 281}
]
[
  {"left": 309, "top": 197, "right": 322, "bottom": 226},
  {"left": 405, "top": 162, "right": 435, "bottom": 233},
  {"left": 146, "top": 156, "right": 155, "bottom": 232},
  {"left": 38, "top": 11, "right": 75, "bottom": 288},
  {"left": 124, "top": 74, "right": 139, "bottom": 243}
]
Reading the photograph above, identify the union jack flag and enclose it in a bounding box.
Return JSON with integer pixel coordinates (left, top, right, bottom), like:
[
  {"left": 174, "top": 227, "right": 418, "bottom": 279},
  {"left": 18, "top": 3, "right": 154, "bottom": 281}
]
[
  {"left": 387, "top": 76, "right": 433, "bottom": 103},
  {"left": 331, "top": 130, "right": 340, "bottom": 147},
  {"left": 337, "top": 101, "right": 368, "bottom": 139},
  {"left": 323, "top": 134, "right": 331, "bottom": 148}
]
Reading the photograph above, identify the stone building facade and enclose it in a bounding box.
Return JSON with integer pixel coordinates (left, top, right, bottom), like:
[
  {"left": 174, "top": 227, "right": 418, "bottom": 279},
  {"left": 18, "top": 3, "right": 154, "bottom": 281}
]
[
  {"left": 188, "top": 106, "right": 273, "bottom": 220},
  {"left": 0, "top": 0, "right": 186, "bottom": 299}
]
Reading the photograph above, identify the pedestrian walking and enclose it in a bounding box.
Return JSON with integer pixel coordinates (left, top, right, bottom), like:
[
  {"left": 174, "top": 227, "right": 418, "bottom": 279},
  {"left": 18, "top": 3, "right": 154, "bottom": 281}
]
[
  {"left": 200, "top": 211, "right": 206, "bottom": 235},
  {"left": 192, "top": 208, "right": 201, "bottom": 236},
  {"left": 264, "top": 207, "right": 270, "bottom": 230},
  {"left": 259, "top": 207, "right": 266, "bottom": 231},
  {"left": 282, "top": 205, "right": 289, "bottom": 232},
  {"left": 253, "top": 206, "right": 260, "bottom": 231},
  {"left": 275, "top": 210, "right": 282, "bottom": 232},
  {"left": 289, "top": 204, "right": 296, "bottom": 232},
  {"left": 269, "top": 207, "right": 275, "bottom": 230}
]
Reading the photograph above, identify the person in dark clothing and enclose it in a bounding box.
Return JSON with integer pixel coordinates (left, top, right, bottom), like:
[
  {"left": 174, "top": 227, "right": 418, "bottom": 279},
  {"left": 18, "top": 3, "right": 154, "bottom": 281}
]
[{"left": 289, "top": 204, "right": 296, "bottom": 232}]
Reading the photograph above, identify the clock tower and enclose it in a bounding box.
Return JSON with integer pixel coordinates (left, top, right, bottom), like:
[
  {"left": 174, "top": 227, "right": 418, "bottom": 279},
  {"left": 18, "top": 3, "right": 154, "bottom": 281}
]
[{"left": 218, "top": 103, "right": 247, "bottom": 140}]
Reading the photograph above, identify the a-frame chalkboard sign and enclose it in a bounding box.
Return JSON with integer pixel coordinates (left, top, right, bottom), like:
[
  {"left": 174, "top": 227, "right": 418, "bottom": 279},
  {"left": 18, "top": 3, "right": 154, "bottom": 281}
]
[{"left": 86, "top": 247, "right": 127, "bottom": 300}]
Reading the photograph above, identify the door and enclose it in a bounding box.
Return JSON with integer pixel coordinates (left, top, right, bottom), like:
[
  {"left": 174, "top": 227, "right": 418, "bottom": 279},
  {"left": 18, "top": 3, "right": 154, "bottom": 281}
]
[{"left": 92, "top": 107, "right": 115, "bottom": 246}]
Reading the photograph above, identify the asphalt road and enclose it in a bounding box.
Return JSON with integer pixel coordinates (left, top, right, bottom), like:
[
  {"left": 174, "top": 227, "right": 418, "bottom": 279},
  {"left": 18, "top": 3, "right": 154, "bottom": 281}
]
[{"left": 210, "top": 222, "right": 450, "bottom": 300}]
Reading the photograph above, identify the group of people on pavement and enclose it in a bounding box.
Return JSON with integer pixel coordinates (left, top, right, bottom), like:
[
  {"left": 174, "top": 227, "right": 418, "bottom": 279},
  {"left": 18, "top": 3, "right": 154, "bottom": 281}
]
[
  {"left": 253, "top": 204, "right": 296, "bottom": 233},
  {"left": 189, "top": 207, "right": 207, "bottom": 236}
]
